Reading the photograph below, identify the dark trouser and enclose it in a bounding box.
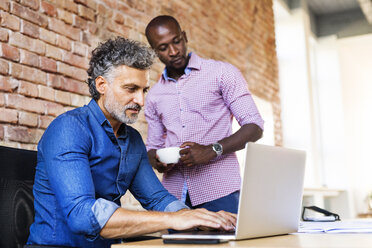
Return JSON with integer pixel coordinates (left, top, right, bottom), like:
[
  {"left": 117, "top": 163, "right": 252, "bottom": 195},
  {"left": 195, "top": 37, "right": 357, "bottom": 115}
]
[
  {"left": 24, "top": 246, "right": 76, "bottom": 248},
  {"left": 185, "top": 191, "right": 240, "bottom": 214}
]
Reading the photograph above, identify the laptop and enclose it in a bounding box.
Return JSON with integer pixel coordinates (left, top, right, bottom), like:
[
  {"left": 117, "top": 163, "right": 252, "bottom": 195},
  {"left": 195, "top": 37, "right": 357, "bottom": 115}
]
[{"left": 162, "top": 142, "right": 306, "bottom": 241}]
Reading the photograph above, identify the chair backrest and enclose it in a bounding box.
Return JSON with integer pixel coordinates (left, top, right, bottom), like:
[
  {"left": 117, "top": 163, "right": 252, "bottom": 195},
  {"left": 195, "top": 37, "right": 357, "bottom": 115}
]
[{"left": 0, "top": 146, "right": 37, "bottom": 248}]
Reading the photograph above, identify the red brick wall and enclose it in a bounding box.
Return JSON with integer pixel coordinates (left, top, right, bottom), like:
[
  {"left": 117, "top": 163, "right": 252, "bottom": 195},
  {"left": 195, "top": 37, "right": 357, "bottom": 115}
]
[{"left": 0, "top": 0, "right": 281, "bottom": 150}]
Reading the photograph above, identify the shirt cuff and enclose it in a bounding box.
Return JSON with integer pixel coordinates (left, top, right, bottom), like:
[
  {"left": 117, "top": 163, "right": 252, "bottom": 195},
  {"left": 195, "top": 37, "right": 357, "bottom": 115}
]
[
  {"left": 164, "top": 200, "right": 189, "bottom": 212},
  {"left": 91, "top": 198, "right": 120, "bottom": 229}
]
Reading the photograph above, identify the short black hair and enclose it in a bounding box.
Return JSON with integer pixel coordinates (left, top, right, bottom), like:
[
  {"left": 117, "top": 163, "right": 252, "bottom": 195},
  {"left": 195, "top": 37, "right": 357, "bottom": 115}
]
[{"left": 145, "top": 15, "right": 182, "bottom": 46}]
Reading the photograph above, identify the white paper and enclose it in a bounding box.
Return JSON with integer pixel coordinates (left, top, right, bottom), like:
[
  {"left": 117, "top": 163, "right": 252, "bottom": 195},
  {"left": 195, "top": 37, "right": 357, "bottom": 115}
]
[{"left": 298, "top": 220, "right": 372, "bottom": 233}]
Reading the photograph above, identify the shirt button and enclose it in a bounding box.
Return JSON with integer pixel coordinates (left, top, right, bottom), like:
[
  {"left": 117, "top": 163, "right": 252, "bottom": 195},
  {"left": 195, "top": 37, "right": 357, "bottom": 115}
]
[{"left": 182, "top": 125, "right": 185, "bottom": 128}]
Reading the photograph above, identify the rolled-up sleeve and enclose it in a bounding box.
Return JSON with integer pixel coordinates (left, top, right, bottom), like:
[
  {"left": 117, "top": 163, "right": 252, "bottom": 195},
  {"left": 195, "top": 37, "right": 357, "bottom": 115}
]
[
  {"left": 40, "top": 116, "right": 112, "bottom": 238},
  {"left": 219, "top": 63, "right": 264, "bottom": 130},
  {"left": 164, "top": 200, "right": 189, "bottom": 212},
  {"left": 91, "top": 198, "right": 120, "bottom": 228}
]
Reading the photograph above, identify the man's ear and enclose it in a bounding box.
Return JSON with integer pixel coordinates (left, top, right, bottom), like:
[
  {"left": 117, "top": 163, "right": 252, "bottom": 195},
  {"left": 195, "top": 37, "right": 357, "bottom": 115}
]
[
  {"left": 182, "top": 31, "right": 188, "bottom": 43},
  {"left": 95, "top": 76, "right": 107, "bottom": 95}
]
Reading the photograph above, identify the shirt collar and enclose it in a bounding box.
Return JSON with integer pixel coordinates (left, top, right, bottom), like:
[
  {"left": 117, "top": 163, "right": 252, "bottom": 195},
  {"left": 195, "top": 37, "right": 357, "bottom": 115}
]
[
  {"left": 162, "top": 52, "right": 201, "bottom": 82},
  {"left": 87, "top": 99, "right": 127, "bottom": 138}
]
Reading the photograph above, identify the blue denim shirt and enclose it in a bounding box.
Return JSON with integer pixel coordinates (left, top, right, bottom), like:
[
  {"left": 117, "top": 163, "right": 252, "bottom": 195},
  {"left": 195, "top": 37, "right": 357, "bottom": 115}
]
[{"left": 27, "top": 99, "right": 187, "bottom": 248}]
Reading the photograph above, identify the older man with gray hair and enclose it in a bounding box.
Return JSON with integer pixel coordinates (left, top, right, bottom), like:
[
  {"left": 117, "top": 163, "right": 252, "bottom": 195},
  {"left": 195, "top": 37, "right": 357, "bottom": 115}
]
[{"left": 26, "top": 37, "right": 236, "bottom": 248}]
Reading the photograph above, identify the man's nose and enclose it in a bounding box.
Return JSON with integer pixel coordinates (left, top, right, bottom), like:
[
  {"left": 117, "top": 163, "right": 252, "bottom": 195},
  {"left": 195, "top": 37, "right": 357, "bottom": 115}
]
[
  {"left": 169, "top": 44, "right": 178, "bottom": 56},
  {"left": 133, "top": 91, "right": 144, "bottom": 107}
]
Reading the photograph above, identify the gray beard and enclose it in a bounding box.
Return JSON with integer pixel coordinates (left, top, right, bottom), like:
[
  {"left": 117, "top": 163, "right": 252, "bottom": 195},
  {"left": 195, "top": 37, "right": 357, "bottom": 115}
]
[{"left": 103, "top": 89, "right": 141, "bottom": 124}]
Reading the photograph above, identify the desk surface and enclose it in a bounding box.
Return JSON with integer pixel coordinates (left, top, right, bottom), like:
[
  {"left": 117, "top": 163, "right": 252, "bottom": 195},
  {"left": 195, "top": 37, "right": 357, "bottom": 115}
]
[{"left": 112, "top": 233, "right": 372, "bottom": 248}]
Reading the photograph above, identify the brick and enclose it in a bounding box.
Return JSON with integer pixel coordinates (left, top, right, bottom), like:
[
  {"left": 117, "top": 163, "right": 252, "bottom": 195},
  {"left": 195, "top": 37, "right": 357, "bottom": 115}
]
[
  {"left": 0, "top": 58, "right": 9, "bottom": 75},
  {"left": 74, "top": 0, "right": 87, "bottom": 5},
  {"left": 61, "top": 0, "right": 78, "bottom": 14},
  {"left": 38, "top": 84, "right": 54, "bottom": 101},
  {"left": 0, "top": 123, "right": 3, "bottom": 139},
  {"left": 45, "top": 44, "right": 62, "bottom": 60},
  {"left": 107, "top": 20, "right": 129, "bottom": 37},
  {"left": 57, "top": 8, "right": 73, "bottom": 25},
  {"left": 56, "top": 34, "right": 71, "bottom": 51},
  {"left": 40, "top": 28, "right": 56, "bottom": 45},
  {"left": 78, "top": 4, "right": 95, "bottom": 21},
  {"left": 0, "top": 11, "right": 20, "bottom": 31},
  {"left": 9, "top": 32, "right": 45, "bottom": 55},
  {"left": 7, "top": 126, "right": 40, "bottom": 143},
  {"left": 20, "top": 49, "right": 39, "bottom": 67},
  {"left": 87, "top": 21, "right": 97, "bottom": 34},
  {"left": 126, "top": 0, "right": 145, "bottom": 12},
  {"left": 0, "top": 43, "right": 20, "bottom": 61},
  {"left": 21, "top": 20, "right": 40, "bottom": 38},
  {"left": 62, "top": 77, "right": 89, "bottom": 96},
  {"left": 11, "top": 63, "right": 47, "bottom": 85},
  {"left": 40, "top": 56, "right": 57, "bottom": 72},
  {"left": 63, "top": 52, "right": 88, "bottom": 69},
  {"left": 70, "top": 93, "right": 88, "bottom": 107},
  {"left": 7, "top": 93, "right": 45, "bottom": 114},
  {"left": 48, "top": 74, "right": 89, "bottom": 96},
  {"left": 39, "top": 115, "right": 54, "bottom": 129},
  {"left": 72, "top": 42, "right": 87, "bottom": 57},
  {"left": 57, "top": 62, "right": 86, "bottom": 81},
  {"left": 0, "top": 0, "right": 10, "bottom": 11},
  {"left": 41, "top": 1, "right": 57, "bottom": 17},
  {"left": 44, "top": 101, "right": 65, "bottom": 116},
  {"left": 11, "top": 2, "right": 48, "bottom": 27},
  {"left": 18, "top": 80, "right": 38, "bottom": 97},
  {"left": 102, "top": 0, "right": 116, "bottom": 9},
  {"left": 97, "top": 4, "right": 107, "bottom": 17},
  {"left": 0, "top": 92, "right": 4, "bottom": 106},
  {"left": 17, "top": 0, "right": 39, "bottom": 11},
  {"left": 125, "top": 16, "right": 136, "bottom": 29},
  {"left": 19, "top": 111, "right": 38, "bottom": 127},
  {"left": 114, "top": 12, "right": 124, "bottom": 24},
  {"left": 73, "top": 15, "right": 87, "bottom": 30},
  {"left": 81, "top": 31, "right": 96, "bottom": 46},
  {"left": 0, "top": 75, "right": 17, "bottom": 92},
  {"left": 0, "top": 28, "right": 9, "bottom": 42},
  {"left": 19, "top": 142, "right": 38, "bottom": 150},
  {"left": 0, "top": 108, "right": 18, "bottom": 124},
  {"left": 48, "top": 73, "right": 63, "bottom": 89},
  {"left": 49, "top": 16, "right": 80, "bottom": 41},
  {"left": 55, "top": 89, "right": 71, "bottom": 105},
  {"left": 85, "top": 0, "right": 96, "bottom": 10}
]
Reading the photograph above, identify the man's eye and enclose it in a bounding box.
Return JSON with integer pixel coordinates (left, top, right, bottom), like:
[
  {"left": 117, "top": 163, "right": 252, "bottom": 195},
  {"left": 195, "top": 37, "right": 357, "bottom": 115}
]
[
  {"left": 174, "top": 39, "right": 181, "bottom": 44},
  {"left": 158, "top": 46, "right": 167, "bottom": 52}
]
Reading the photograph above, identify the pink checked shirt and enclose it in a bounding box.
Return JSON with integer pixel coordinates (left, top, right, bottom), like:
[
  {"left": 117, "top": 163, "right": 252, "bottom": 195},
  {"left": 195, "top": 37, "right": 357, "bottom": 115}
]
[{"left": 145, "top": 53, "right": 264, "bottom": 206}]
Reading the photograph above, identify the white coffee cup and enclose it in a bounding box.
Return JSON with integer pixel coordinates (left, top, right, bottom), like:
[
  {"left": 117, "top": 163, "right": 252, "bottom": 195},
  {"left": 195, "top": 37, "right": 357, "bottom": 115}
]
[{"left": 156, "top": 147, "right": 181, "bottom": 164}]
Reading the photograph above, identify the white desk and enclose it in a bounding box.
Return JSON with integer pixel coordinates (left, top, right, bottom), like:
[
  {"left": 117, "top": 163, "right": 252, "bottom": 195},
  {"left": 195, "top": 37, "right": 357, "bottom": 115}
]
[{"left": 112, "top": 233, "right": 372, "bottom": 248}]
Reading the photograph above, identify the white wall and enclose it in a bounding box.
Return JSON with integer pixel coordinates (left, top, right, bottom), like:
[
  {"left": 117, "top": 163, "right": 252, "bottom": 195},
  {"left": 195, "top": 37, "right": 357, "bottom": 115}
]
[
  {"left": 274, "top": 2, "right": 320, "bottom": 187},
  {"left": 273, "top": 0, "right": 372, "bottom": 217},
  {"left": 337, "top": 34, "right": 372, "bottom": 214},
  {"left": 311, "top": 36, "right": 348, "bottom": 189}
]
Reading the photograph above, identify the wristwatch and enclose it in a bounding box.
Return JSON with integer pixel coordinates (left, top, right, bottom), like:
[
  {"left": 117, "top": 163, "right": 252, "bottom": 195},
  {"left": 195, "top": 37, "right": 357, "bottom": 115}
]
[{"left": 212, "top": 143, "right": 223, "bottom": 157}]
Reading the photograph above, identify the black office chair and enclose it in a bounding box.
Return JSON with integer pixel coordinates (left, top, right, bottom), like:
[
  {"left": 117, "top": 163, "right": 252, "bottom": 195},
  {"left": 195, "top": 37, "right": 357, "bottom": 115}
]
[{"left": 0, "top": 145, "right": 37, "bottom": 248}]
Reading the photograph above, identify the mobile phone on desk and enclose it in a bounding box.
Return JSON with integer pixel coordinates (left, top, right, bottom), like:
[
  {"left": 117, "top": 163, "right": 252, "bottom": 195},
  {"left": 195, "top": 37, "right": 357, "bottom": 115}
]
[{"left": 163, "top": 238, "right": 228, "bottom": 244}]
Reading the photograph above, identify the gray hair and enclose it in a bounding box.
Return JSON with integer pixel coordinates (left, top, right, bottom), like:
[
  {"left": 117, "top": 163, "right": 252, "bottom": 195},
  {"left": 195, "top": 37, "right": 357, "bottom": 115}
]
[{"left": 87, "top": 37, "right": 155, "bottom": 100}]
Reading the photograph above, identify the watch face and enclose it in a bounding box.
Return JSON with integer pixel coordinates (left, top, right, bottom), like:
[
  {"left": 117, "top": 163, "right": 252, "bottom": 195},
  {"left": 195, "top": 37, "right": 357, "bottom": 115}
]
[{"left": 213, "top": 143, "right": 222, "bottom": 152}]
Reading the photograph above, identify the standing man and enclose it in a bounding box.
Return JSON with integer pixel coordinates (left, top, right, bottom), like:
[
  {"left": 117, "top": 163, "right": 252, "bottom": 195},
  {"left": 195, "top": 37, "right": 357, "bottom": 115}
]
[
  {"left": 27, "top": 37, "right": 235, "bottom": 248},
  {"left": 145, "top": 16, "right": 264, "bottom": 214}
]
